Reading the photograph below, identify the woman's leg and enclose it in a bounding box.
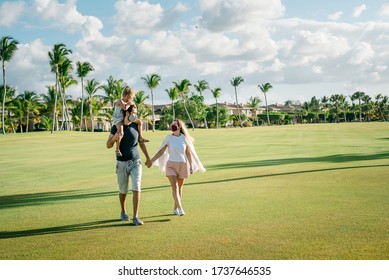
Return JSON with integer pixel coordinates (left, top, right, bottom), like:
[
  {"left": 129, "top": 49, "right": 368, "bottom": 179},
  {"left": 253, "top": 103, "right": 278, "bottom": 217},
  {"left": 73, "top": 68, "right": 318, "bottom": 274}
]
[
  {"left": 177, "top": 178, "right": 185, "bottom": 201},
  {"left": 167, "top": 175, "right": 182, "bottom": 210}
]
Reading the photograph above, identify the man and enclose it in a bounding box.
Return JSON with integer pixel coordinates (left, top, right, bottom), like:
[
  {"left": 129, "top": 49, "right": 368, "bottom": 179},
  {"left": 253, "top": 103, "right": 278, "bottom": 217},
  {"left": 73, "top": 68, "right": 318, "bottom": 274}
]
[{"left": 106, "top": 104, "right": 151, "bottom": 226}]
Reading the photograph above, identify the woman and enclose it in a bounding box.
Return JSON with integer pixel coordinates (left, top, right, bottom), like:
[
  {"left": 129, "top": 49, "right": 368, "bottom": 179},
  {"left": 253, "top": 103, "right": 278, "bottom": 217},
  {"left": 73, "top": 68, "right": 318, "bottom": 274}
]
[{"left": 148, "top": 119, "right": 205, "bottom": 216}]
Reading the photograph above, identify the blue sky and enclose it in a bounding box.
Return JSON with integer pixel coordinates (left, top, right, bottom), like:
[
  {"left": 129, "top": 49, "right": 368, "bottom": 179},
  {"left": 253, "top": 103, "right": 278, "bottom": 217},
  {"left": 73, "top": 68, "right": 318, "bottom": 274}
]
[{"left": 1, "top": 0, "right": 389, "bottom": 105}]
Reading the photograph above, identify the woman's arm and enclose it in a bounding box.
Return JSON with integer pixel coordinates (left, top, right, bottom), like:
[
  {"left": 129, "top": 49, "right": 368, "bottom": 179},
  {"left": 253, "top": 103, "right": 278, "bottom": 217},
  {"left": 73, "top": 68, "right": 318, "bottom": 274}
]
[
  {"left": 150, "top": 145, "right": 168, "bottom": 163},
  {"left": 185, "top": 146, "right": 193, "bottom": 174}
]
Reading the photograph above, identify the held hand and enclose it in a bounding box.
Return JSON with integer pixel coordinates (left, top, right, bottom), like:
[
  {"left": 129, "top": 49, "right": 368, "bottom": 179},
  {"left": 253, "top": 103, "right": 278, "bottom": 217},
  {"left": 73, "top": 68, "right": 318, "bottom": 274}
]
[
  {"left": 145, "top": 159, "right": 152, "bottom": 168},
  {"left": 189, "top": 166, "right": 193, "bottom": 174}
]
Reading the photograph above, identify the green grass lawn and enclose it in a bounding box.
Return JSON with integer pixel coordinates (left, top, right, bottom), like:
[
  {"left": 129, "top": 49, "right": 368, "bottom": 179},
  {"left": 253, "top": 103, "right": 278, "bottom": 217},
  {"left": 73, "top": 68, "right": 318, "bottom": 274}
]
[{"left": 0, "top": 123, "right": 388, "bottom": 260}]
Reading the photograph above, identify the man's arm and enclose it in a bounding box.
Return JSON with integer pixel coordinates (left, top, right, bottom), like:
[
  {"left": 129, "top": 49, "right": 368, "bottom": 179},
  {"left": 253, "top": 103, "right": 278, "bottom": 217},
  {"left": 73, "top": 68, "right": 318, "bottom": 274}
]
[{"left": 139, "top": 142, "right": 151, "bottom": 167}]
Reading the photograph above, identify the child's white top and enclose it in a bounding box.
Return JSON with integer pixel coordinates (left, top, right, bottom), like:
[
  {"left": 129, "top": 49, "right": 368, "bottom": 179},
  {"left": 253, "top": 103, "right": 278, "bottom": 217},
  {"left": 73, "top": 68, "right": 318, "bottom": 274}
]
[{"left": 113, "top": 99, "right": 124, "bottom": 125}]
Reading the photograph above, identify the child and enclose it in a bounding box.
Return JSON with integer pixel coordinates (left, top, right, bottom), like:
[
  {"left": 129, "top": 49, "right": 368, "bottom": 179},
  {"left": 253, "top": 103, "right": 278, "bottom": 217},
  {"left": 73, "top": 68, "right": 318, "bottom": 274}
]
[
  {"left": 113, "top": 87, "right": 149, "bottom": 156},
  {"left": 113, "top": 86, "right": 133, "bottom": 156}
]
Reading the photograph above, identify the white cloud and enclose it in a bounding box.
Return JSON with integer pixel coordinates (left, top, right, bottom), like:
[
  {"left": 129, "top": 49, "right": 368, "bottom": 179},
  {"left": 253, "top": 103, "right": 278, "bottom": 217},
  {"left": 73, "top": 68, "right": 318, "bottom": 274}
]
[
  {"left": 291, "top": 30, "right": 351, "bottom": 65},
  {"left": 173, "top": 2, "right": 188, "bottom": 13},
  {"left": 33, "top": 0, "right": 103, "bottom": 35},
  {"left": 8, "top": 39, "right": 52, "bottom": 94},
  {"left": 0, "top": 1, "right": 25, "bottom": 27},
  {"left": 353, "top": 4, "right": 367, "bottom": 18},
  {"left": 312, "top": 65, "right": 323, "bottom": 74},
  {"left": 199, "top": 0, "right": 285, "bottom": 32},
  {"left": 113, "top": 0, "right": 188, "bottom": 36},
  {"left": 348, "top": 42, "right": 374, "bottom": 65},
  {"left": 328, "top": 11, "right": 342, "bottom": 21},
  {"left": 133, "top": 31, "right": 188, "bottom": 65},
  {"left": 378, "top": 4, "right": 389, "bottom": 17},
  {"left": 113, "top": 0, "right": 164, "bottom": 35}
]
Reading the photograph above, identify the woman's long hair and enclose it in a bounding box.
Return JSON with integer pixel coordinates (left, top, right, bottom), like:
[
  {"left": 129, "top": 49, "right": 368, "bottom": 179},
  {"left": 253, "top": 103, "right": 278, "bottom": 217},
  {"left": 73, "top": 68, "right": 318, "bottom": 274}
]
[{"left": 176, "top": 119, "right": 194, "bottom": 144}]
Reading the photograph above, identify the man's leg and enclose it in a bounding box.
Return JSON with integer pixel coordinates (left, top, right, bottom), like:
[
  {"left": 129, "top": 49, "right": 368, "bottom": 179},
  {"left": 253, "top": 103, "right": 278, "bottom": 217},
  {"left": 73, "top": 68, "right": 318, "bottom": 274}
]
[
  {"left": 130, "top": 161, "right": 143, "bottom": 225},
  {"left": 117, "top": 161, "right": 129, "bottom": 221},
  {"left": 132, "top": 191, "right": 140, "bottom": 218},
  {"left": 119, "top": 193, "right": 127, "bottom": 213}
]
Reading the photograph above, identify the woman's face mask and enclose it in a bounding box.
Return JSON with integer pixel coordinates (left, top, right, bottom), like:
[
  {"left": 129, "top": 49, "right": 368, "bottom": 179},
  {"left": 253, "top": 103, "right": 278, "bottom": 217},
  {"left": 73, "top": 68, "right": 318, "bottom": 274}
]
[{"left": 171, "top": 123, "right": 178, "bottom": 132}]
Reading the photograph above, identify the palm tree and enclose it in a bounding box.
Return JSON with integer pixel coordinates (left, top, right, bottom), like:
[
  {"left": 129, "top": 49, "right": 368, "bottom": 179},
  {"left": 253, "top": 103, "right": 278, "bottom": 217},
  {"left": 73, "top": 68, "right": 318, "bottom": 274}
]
[
  {"left": 133, "top": 90, "right": 150, "bottom": 127},
  {"left": 58, "top": 58, "right": 76, "bottom": 130},
  {"left": 211, "top": 87, "right": 222, "bottom": 128},
  {"left": 165, "top": 87, "right": 179, "bottom": 120},
  {"left": 321, "top": 96, "right": 330, "bottom": 123},
  {"left": 194, "top": 80, "right": 209, "bottom": 128},
  {"left": 40, "top": 86, "right": 60, "bottom": 129},
  {"left": 84, "top": 79, "right": 101, "bottom": 132},
  {"left": 339, "top": 95, "right": 349, "bottom": 122},
  {"left": 2, "top": 85, "right": 17, "bottom": 132},
  {"left": 362, "top": 94, "right": 373, "bottom": 122},
  {"left": 102, "top": 76, "right": 124, "bottom": 105},
  {"left": 375, "top": 94, "right": 387, "bottom": 122},
  {"left": 230, "top": 76, "right": 244, "bottom": 125},
  {"left": 48, "top": 43, "right": 72, "bottom": 133},
  {"left": 351, "top": 91, "right": 365, "bottom": 122},
  {"left": 60, "top": 75, "right": 78, "bottom": 130},
  {"left": 173, "top": 79, "right": 194, "bottom": 129},
  {"left": 258, "top": 82, "right": 273, "bottom": 126},
  {"left": 17, "top": 91, "right": 40, "bottom": 132},
  {"left": 76, "top": 61, "right": 94, "bottom": 131},
  {"left": 247, "top": 96, "right": 261, "bottom": 126},
  {"left": 1, "top": 36, "right": 19, "bottom": 134},
  {"left": 330, "top": 94, "right": 341, "bottom": 123},
  {"left": 142, "top": 73, "right": 161, "bottom": 132},
  {"left": 11, "top": 98, "right": 24, "bottom": 132}
]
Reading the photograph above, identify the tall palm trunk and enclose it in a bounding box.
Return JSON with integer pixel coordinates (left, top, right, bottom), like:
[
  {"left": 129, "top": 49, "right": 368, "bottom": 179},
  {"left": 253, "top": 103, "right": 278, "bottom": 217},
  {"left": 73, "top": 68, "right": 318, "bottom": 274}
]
[
  {"left": 26, "top": 109, "right": 30, "bottom": 132},
  {"left": 51, "top": 64, "right": 59, "bottom": 134},
  {"left": 200, "top": 91, "right": 208, "bottom": 129},
  {"left": 264, "top": 93, "right": 270, "bottom": 126},
  {"left": 358, "top": 99, "right": 362, "bottom": 122},
  {"left": 151, "top": 89, "right": 155, "bottom": 132},
  {"left": 182, "top": 97, "right": 194, "bottom": 130},
  {"left": 60, "top": 88, "right": 66, "bottom": 130},
  {"left": 89, "top": 97, "right": 94, "bottom": 132},
  {"left": 80, "top": 78, "right": 84, "bottom": 132},
  {"left": 215, "top": 98, "right": 219, "bottom": 129},
  {"left": 172, "top": 100, "right": 175, "bottom": 120},
  {"left": 1, "top": 61, "right": 6, "bottom": 134},
  {"left": 234, "top": 87, "right": 242, "bottom": 124}
]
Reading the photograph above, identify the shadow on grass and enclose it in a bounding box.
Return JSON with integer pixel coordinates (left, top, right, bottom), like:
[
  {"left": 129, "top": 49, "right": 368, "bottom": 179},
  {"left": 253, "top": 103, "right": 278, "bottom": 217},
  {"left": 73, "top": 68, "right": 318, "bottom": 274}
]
[
  {"left": 0, "top": 219, "right": 123, "bottom": 239},
  {"left": 0, "top": 190, "right": 117, "bottom": 210},
  {"left": 0, "top": 217, "right": 172, "bottom": 239},
  {"left": 185, "top": 164, "right": 389, "bottom": 187},
  {"left": 207, "top": 151, "right": 389, "bottom": 170}
]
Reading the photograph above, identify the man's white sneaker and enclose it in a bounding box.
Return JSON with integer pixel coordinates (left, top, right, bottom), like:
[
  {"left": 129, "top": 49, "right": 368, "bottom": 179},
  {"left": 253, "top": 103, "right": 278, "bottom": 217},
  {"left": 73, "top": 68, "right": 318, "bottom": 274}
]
[{"left": 120, "top": 212, "right": 129, "bottom": 221}]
